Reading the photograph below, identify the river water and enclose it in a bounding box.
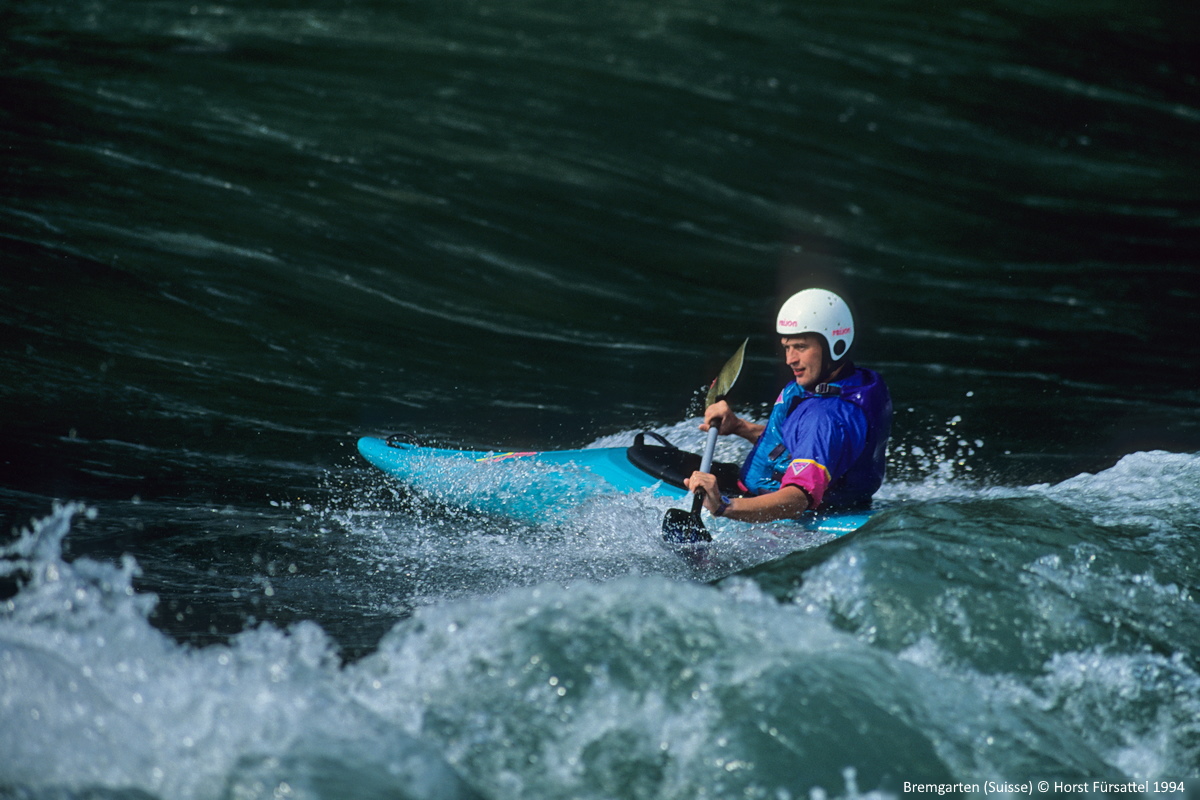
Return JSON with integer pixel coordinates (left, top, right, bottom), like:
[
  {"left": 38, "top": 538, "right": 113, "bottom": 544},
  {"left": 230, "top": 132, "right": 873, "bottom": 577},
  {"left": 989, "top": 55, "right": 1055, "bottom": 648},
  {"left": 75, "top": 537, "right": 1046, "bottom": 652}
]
[{"left": 2, "top": 0, "right": 1199, "bottom": 797}]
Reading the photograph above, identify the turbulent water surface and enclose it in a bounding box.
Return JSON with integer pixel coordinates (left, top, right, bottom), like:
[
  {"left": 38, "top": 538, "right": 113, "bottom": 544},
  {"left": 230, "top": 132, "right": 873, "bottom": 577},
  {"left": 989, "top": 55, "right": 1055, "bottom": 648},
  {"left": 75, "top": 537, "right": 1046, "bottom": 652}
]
[{"left": 3, "top": 0, "right": 1199, "bottom": 798}]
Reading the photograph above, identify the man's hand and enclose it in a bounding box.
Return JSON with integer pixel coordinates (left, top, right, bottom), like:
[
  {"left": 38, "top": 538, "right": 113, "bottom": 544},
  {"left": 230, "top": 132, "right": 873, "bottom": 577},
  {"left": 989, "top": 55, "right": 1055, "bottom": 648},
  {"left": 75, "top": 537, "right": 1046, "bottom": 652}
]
[
  {"left": 699, "top": 400, "right": 764, "bottom": 443},
  {"left": 699, "top": 400, "right": 736, "bottom": 435},
  {"left": 684, "top": 470, "right": 723, "bottom": 515}
]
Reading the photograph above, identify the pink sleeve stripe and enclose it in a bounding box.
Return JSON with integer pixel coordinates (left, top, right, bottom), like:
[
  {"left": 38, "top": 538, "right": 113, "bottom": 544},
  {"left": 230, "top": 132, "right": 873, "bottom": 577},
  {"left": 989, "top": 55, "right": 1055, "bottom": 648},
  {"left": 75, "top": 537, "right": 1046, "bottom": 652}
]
[{"left": 780, "top": 459, "right": 831, "bottom": 509}]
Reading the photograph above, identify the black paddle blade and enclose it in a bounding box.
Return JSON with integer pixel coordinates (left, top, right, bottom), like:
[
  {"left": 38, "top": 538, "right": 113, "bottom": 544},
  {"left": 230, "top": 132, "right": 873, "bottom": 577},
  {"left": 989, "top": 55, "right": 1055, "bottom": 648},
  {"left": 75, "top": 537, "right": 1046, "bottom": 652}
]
[{"left": 661, "top": 508, "right": 712, "bottom": 544}]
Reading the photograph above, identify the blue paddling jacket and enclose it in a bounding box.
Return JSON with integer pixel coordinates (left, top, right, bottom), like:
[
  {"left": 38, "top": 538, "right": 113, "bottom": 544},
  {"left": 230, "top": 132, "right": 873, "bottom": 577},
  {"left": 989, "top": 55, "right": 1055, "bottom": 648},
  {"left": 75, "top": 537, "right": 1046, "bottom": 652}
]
[{"left": 739, "top": 366, "right": 892, "bottom": 510}]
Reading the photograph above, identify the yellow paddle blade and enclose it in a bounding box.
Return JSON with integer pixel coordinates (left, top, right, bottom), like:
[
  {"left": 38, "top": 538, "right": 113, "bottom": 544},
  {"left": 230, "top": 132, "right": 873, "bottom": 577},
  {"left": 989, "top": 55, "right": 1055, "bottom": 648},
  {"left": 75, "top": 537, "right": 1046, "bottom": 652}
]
[{"left": 706, "top": 338, "right": 748, "bottom": 407}]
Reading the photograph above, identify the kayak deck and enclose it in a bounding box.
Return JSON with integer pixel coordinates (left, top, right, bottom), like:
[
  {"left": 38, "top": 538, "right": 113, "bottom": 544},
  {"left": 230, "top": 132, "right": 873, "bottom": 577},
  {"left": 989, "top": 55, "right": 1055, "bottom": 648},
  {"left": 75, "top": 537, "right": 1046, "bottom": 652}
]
[{"left": 356, "top": 435, "right": 874, "bottom": 536}]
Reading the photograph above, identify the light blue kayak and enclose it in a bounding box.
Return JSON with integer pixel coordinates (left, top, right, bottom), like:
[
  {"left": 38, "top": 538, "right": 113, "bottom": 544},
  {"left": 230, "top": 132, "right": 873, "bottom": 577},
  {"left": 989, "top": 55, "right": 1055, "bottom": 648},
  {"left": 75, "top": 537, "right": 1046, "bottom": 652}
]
[{"left": 357, "top": 433, "right": 874, "bottom": 536}]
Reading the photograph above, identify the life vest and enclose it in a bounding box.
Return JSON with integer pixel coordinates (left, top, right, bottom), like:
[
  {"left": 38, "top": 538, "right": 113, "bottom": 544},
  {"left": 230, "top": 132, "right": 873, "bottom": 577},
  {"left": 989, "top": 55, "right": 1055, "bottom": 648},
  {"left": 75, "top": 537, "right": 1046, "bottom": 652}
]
[{"left": 739, "top": 367, "right": 892, "bottom": 509}]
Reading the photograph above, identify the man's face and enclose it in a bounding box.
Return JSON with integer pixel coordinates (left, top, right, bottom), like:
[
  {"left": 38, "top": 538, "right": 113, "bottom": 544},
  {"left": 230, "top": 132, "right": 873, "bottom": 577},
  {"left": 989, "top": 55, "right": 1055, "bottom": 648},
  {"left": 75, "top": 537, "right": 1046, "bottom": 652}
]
[{"left": 781, "top": 334, "right": 825, "bottom": 390}]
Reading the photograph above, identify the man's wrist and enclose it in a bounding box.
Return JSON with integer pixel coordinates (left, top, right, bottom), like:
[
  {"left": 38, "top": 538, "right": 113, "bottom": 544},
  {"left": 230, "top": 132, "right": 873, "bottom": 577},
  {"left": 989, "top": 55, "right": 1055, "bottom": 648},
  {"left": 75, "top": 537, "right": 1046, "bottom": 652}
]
[{"left": 713, "top": 495, "right": 731, "bottom": 517}]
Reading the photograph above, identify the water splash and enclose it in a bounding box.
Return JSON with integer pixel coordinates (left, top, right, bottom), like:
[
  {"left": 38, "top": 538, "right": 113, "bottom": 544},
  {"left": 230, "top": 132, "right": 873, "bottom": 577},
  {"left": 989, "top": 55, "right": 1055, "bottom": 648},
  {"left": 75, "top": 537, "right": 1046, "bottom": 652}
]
[
  {"left": 883, "top": 410, "right": 990, "bottom": 500},
  {"left": 0, "top": 504, "right": 482, "bottom": 800},
  {"left": 1036, "top": 449, "right": 1200, "bottom": 534}
]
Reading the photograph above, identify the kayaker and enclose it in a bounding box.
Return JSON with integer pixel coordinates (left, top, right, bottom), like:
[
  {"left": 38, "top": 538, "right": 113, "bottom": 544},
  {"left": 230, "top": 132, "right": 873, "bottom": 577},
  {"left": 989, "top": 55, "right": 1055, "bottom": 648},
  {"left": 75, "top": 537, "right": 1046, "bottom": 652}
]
[{"left": 684, "top": 288, "right": 892, "bottom": 522}]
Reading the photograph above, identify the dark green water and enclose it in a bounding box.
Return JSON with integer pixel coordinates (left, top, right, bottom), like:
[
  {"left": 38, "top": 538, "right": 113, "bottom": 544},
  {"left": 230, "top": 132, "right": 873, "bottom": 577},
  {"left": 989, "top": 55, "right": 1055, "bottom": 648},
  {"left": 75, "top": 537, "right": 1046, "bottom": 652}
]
[{"left": 2, "top": 1, "right": 1199, "bottom": 798}]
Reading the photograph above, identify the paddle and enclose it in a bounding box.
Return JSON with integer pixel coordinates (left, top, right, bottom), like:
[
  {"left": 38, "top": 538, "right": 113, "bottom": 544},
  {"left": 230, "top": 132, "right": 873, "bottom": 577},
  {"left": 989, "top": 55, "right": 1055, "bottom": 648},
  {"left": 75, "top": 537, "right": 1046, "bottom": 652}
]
[{"left": 662, "top": 338, "right": 748, "bottom": 544}]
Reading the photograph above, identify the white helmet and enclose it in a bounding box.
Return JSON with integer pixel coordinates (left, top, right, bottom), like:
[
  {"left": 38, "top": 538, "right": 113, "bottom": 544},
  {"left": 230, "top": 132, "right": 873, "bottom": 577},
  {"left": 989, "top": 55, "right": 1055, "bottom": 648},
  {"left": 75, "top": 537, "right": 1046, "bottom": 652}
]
[{"left": 776, "top": 288, "right": 855, "bottom": 362}]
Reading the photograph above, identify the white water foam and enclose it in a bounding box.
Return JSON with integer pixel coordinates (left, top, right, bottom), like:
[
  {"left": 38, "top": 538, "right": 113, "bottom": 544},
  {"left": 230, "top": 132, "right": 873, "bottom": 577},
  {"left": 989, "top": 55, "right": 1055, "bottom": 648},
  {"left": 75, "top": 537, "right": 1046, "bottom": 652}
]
[
  {"left": 0, "top": 504, "right": 481, "bottom": 800},
  {"left": 1036, "top": 449, "right": 1200, "bottom": 533},
  {"left": 4, "top": 492, "right": 1197, "bottom": 799}
]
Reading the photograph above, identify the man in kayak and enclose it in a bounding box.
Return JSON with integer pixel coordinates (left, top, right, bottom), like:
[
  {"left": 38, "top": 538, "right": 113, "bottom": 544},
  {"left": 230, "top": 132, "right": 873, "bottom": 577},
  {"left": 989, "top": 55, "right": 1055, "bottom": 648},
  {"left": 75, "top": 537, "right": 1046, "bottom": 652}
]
[{"left": 684, "top": 288, "right": 892, "bottom": 522}]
